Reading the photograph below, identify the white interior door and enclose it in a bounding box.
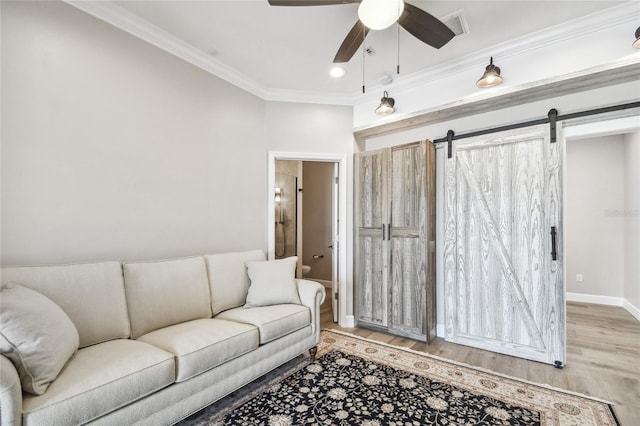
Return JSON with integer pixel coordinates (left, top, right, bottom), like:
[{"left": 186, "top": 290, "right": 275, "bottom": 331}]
[
  {"left": 444, "top": 124, "right": 566, "bottom": 366},
  {"left": 331, "top": 162, "right": 339, "bottom": 322}
]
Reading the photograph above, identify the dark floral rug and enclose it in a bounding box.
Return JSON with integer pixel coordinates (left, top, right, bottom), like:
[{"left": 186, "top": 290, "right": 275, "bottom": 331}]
[{"left": 178, "top": 330, "right": 620, "bottom": 426}]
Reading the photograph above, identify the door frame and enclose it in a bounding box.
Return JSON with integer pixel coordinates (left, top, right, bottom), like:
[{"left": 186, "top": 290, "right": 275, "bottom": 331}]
[{"left": 268, "top": 151, "right": 349, "bottom": 327}]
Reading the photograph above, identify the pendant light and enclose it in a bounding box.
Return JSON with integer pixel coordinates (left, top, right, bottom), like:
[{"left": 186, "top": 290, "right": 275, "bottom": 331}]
[
  {"left": 633, "top": 26, "right": 640, "bottom": 48},
  {"left": 358, "top": 0, "right": 404, "bottom": 30},
  {"left": 375, "top": 91, "right": 395, "bottom": 115},
  {"left": 476, "top": 57, "right": 503, "bottom": 88}
]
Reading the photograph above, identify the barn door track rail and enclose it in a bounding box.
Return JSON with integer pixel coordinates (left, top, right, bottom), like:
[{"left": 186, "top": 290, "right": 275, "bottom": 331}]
[{"left": 435, "top": 101, "right": 640, "bottom": 158}]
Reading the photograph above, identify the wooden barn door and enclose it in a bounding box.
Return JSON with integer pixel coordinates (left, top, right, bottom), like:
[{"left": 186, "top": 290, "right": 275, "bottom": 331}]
[{"left": 444, "top": 125, "right": 565, "bottom": 366}]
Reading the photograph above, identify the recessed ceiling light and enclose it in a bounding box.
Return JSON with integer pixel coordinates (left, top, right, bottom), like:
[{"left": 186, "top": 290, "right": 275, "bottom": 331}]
[{"left": 330, "top": 66, "right": 346, "bottom": 78}]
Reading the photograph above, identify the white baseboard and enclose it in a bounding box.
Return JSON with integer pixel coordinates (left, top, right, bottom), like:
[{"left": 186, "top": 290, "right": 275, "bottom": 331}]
[
  {"left": 566, "top": 292, "right": 640, "bottom": 321},
  {"left": 339, "top": 315, "right": 355, "bottom": 328},
  {"left": 623, "top": 299, "right": 640, "bottom": 321},
  {"left": 565, "top": 292, "right": 624, "bottom": 306}
]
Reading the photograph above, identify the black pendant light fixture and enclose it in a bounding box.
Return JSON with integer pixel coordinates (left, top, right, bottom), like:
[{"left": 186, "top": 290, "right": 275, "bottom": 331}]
[
  {"left": 476, "top": 57, "right": 503, "bottom": 88},
  {"left": 375, "top": 91, "right": 395, "bottom": 115},
  {"left": 633, "top": 26, "right": 640, "bottom": 48}
]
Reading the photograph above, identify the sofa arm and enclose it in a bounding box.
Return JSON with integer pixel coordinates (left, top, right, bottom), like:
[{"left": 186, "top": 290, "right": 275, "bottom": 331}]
[
  {"left": 296, "top": 279, "right": 326, "bottom": 336},
  {"left": 1, "top": 355, "right": 22, "bottom": 426}
]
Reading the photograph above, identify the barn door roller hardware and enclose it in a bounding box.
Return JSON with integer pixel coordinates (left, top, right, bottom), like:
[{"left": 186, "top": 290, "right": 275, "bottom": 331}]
[
  {"left": 548, "top": 109, "right": 558, "bottom": 143},
  {"left": 446, "top": 130, "right": 455, "bottom": 159}
]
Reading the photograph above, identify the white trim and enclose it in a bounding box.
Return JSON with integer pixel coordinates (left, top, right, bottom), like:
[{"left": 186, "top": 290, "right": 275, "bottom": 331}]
[
  {"left": 564, "top": 115, "right": 640, "bottom": 140},
  {"left": 566, "top": 292, "right": 625, "bottom": 306},
  {"left": 623, "top": 300, "right": 640, "bottom": 322},
  {"left": 341, "top": 315, "right": 355, "bottom": 328},
  {"left": 64, "top": 0, "right": 638, "bottom": 106},
  {"left": 268, "top": 152, "right": 350, "bottom": 329},
  {"left": 436, "top": 324, "right": 445, "bottom": 338}
]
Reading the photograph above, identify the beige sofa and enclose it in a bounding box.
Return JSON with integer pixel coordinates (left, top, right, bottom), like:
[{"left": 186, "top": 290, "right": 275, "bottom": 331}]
[{"left": 0, "top": 250, "right": 325, "bottom": 426}]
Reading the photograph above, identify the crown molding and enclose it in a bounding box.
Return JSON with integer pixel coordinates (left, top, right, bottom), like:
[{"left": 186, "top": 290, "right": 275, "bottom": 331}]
[
  {"left": 64, "top": 0, "right": 269, "bottom": 100},
  {"left": 65, "top": 0, "right": 639, "bottom": 106},
  {"left": 263, "top": 88, "right": 357, "bottom": 106}
]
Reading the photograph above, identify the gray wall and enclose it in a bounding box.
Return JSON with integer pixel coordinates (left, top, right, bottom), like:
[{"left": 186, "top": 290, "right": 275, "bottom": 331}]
[
  {"left": 565, "top": 135, "right": 626, "bottom": 297},
  {"left": 624, "top": 131, "right": 640, "bottom": 310},
  {"left": 1, "top": 1, "right": 267, "bottom": 265}
]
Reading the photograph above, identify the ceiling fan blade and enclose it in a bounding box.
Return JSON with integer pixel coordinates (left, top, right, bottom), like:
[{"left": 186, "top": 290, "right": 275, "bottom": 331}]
[
  {"left": 268, "top": 0, "right": 359, "bottom": 6},
  {"left": 398, "top": 3, "right": 454, "bottom": 49},
  {"left": 333, "top": 20, "right": 369, "bottom": 63}
]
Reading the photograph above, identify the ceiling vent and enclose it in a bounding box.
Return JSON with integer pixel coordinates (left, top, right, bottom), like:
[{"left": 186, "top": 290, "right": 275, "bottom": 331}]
[{"left": 442, "top": 10, "right": 468, "bottom": 37}]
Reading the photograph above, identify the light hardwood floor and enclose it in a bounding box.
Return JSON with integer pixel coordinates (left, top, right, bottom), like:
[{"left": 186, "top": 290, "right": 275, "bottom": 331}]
[{"left": 321, "top": 297, "right": 640, "bottom": 425}]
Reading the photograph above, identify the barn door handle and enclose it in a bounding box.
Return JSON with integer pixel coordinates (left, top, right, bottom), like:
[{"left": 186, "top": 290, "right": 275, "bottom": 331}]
[
  {"left": 550, "top": 226, "right": 558, "bottom": 261},
  {"left": 382, "top": 224, "right": 386, "bottom": 241}
]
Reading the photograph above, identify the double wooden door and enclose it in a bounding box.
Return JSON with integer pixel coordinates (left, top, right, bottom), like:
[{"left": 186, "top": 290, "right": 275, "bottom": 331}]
[
  {"left": 355, "top": 141, "right": 436, "bottom": 342},
  {"left": 443, "top": 125, "right": 566, "bottom": 365}
]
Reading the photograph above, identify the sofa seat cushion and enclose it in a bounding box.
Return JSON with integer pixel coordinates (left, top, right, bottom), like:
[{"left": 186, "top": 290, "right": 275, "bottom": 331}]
[
  {"left": 215, "top": 304, "right": 311, "bottom": 344},
  {"left": 22, "top": 339, "right": 175, "bottom": 426},
  {"left": 137, "top": 318, "right": 259, "bottom": 382}
]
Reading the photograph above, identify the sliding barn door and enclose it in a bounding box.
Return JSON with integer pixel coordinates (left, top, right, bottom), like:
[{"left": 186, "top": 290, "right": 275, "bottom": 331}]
[{"left": 444, "top": 125, "right": 565, "bottom": 365}]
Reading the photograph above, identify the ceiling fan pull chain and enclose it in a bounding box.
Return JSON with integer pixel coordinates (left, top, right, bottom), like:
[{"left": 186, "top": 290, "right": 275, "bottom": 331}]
[
  {"left": 362, "top": 25, "right": 366, "bottom": 94},
  {"left": 397, "top": 21, "right": 400, "bottom": 75}
]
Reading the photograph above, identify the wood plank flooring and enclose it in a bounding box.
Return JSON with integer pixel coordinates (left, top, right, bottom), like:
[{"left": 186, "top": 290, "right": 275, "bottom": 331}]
[{"left": 321, "top": 297, "right": 640, "bottom": 425}]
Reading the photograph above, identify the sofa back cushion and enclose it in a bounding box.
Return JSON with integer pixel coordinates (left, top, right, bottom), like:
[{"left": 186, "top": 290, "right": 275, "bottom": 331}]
[
  {"left": 0, "top": 261, "right": 130, "bottom": 348},
  {"left": 204, "top": 250, "right": 265, "bottom": 315},
  {"left": 123, "top": 257, "right": 212, "bottom": 339}
]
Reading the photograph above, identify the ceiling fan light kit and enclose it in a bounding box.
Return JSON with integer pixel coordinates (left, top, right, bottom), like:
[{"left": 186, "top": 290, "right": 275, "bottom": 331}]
[
  {"left": 330, "top": 66, "right": 346, "bottom": 78},
  {"left": 358, "top": 0, "right": 404, "bottom": 30},
  {"left": 633, "top": 26, "right": 640, "bottom": 48},
  {"left": 375, "top": 91, "right": 395, "bottom": 115},
  {"left": 476, "top": 56, "right": 503, "bottom": 88}
]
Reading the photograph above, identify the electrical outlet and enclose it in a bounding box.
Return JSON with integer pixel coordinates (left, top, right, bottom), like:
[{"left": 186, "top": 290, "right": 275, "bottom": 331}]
[{"left": 576, "top": 274, "right": 584, "bottom": 283}]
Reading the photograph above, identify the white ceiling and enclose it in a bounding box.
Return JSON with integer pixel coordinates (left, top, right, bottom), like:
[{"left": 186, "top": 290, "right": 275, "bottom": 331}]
[{"left": 105, "top": 0, "right": 625, "bottom": 101}]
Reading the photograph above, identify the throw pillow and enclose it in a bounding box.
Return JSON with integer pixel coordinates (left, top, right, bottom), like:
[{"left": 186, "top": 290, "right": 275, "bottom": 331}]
[
  {"left": 0, "top": 283, "right": 79, "bottom": 395},
  {"left": 245, "top": 256, "right": 301, "bottom": 307}
]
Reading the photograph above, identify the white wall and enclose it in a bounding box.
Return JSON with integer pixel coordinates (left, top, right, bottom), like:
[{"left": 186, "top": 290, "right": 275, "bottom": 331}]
[
  {"left": 624, "top": 131, "right": 640, "bottom": 313},
  {"left": 566, "top": 135, "right": 626, "bottom": 297},
  {"left": 1, "top": 1, "right": 267, "bottom": 265}
]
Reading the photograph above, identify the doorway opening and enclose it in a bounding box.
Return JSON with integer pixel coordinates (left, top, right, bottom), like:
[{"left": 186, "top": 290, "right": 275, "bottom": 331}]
[
  {"left": 564, "top": 115, "right": 640, "bottom": 321},
  {"left": 268, "top": 152, "right": 348, "bottom": 326}
]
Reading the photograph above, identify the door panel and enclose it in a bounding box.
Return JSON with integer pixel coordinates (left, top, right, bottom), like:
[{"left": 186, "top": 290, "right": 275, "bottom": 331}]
[
  {"left": 389, "top": 236, "right": 425, "bottom": 338},
  {"left": 357, "top": 152, "right": 386, "bottom": 228},
  {"left": 355, "top": 149, "right": 389, "bottom": 327},
  {"left": 444, "top": 125, "right": 565, "bottom": 365},
  {"left": 388, "top": 143, "right": 428, "bottom": 339},
  {"left": 357, "top": 232, "right": 386, "bottom": 326}
]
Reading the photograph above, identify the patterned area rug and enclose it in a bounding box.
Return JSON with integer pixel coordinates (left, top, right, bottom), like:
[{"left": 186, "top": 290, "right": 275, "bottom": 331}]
[{"left": 178, "top": 330, "right": 620, "bottom": 425}]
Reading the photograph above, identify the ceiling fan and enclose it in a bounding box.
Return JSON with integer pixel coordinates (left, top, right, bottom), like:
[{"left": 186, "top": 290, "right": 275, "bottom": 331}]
[{"left": 268, "top": 0, "right": 455, "bottom": 63}]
